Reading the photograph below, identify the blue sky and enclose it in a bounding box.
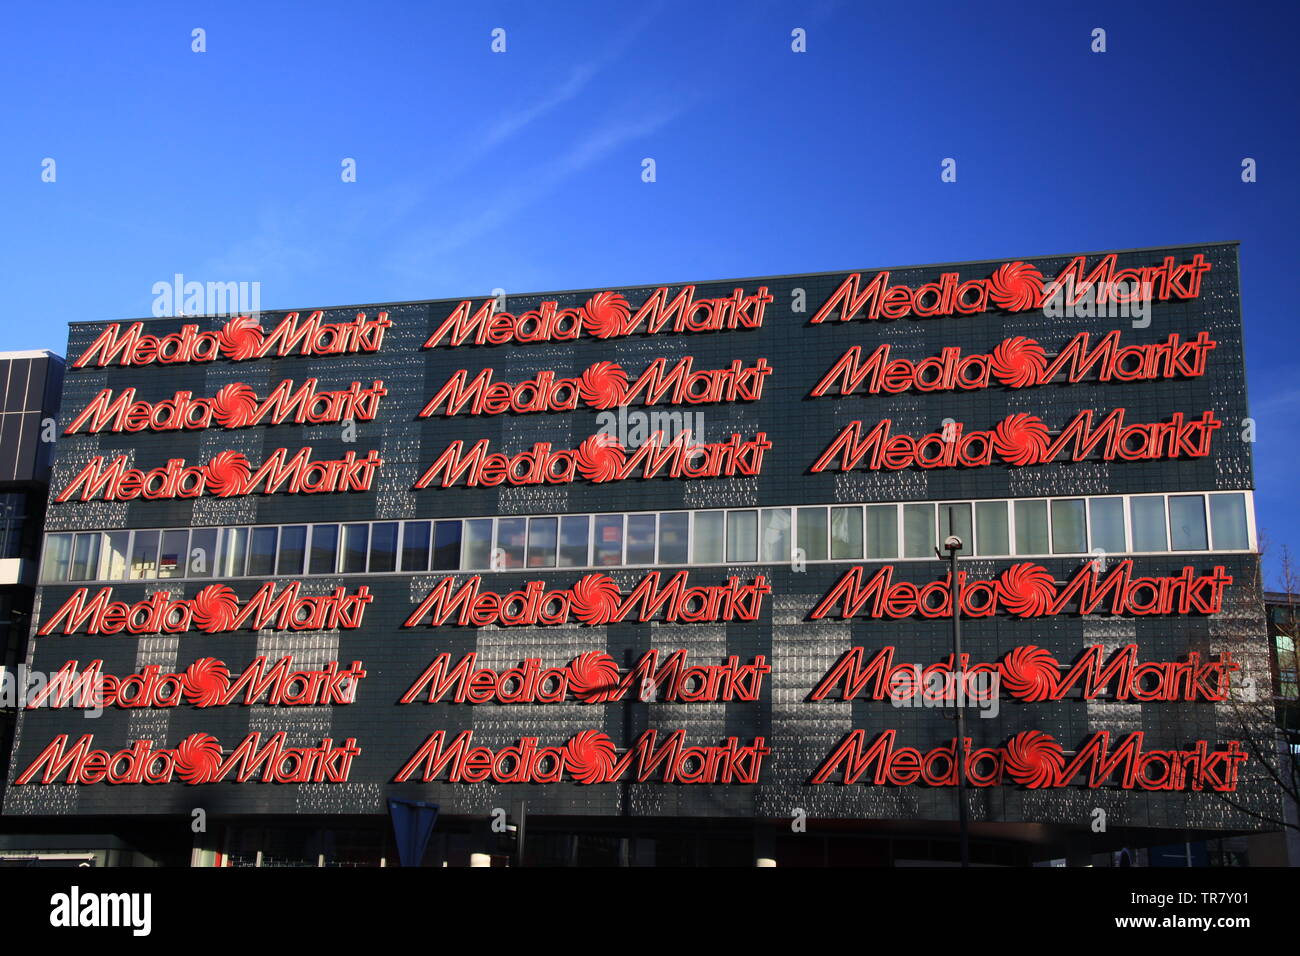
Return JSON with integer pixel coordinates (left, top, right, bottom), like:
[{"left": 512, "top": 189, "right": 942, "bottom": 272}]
[{"left": 2, "top": 1, "right": 1297, "bottom": 585}]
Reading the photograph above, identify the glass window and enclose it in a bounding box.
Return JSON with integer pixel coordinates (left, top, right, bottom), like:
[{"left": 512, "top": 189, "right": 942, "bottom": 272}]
[
  {"left": 130, "top": 530, "right": 160, "bottom": 580},
  {"left": 432, "top": 521, "right": 461, "bottom": 571},
  {"left": 496, "top": 517, "right": 526, "bottom": 569},
  {"left": 277, "top": 526, "right": 307, "bottom": 575},
  {"left": 831, "top": 507, "right": 864, "bottom": 560},
  {"left": 369, "top": 522, "right": 399, "bottom": 573},
  {"left": 1169, "top": 495, "right": 1208, "bottom": 551},
  {"left": 693, "top": 511, "right": 725, "bottom": 564},
  {"left": 938, "top": 503, "right": 972, "bottom": 557},
  {"left": 100, "top": 530, "right": 131, "bottom": 580},
  {"left": 1209, "top": 494, "right": 1249, "bottom": 551},
  {"left": 975, "top": 501, "right": 1009, "bottom": 556},
  {"left": 41, "top": 533, "right": 73, "bottom": 583},
  {"left": 188, "top": 528, "right": 216, "bottom": 578},
  {"left": 341, "top": 524, "right": 369, "bottom": 574},
  {"left": 0, "top": 493, "right": 26, "bottom": 559},
  {"left": 401, "top": 521, "right": 432, "bottom": 571},
  {"left": 247, "top": 527, "right": 278, "bottom": 577},
  {"left": 658, "top": 512, "right": 689, "bottom": 565},
  {"left": 462, "top": 519, "right": 493, "bottom": 570},
  {"left": 903, "top": 504, "right": 935, "bottom": 559},
  {"left": 593, "top": 514, "right": 624, "bottom": 566},
  {"left": 158, "top": 529, "right": 190, "bottom": 579},
  {"left": 527, "top": 517, "right": 558, "bottom": 568},
  {"left": 558, "top": 516, "right": 590, "bottom": 567},
  {"left": 69, "top": 533, "right": 101, "bottom": 581},
  {"left": 219, "top": 528, "right": 248, "bottom": 578},
  {"left": 309, "top": 525, "right": 339, "bottom": 575},
  {"left": 727, "top": 511, "right": 758, "bottom": 563},
  {"left": 1088, "top": 498, "right": 1126, "bottom": 554},
  {"left": 1051, "top": 499, "right": 1087, "bottom": 554},
  {"left": 1014, "top": 501, "right": 1049, "bottom": 555},
  {"left": 796, "top": 508, "right": 828, "bottom": 561},
  {"left": 627, "top": 514, "right": 656, "bottom": 565},
  {"left": 760, "top": 509, "right": 791, "bottom": 562},
  {"left": 1131, "top": 496, "right": 1168, "bottom": 552},
  {"left": 865, "top": 505, "right": 898, "bottom": 560}
]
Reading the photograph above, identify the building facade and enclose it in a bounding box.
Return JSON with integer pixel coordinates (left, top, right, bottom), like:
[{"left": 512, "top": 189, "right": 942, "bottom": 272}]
[{"left": 1, "top": 242, "right": 1281, "bottom": 866}]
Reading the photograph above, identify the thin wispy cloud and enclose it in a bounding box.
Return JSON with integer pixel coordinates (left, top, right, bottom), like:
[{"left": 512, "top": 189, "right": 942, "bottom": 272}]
[{"left": 400, "top": 102, "right": 686, "bottom": 265}]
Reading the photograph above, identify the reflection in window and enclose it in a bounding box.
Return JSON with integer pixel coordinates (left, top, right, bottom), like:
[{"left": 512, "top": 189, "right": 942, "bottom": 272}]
[
  {"left": 627, "top": 514, "right": 656, "bottom": 565},
  {"left": 1014, "top": 501, "right": 1049, "bottom": 555},
  {"left": 1088, "top": 498, "right": 1126, "bottom": 554},
  {"left": 1169, "top": 496, "right": 1208, "bottom": 551},
  {"left": 1209, "top": 494, "right": 1249, "bottom": 551},
  {"left": 558, "top": 516, "right": 590, "bottom": 567},
  {"left": 903, "top": 504, "right": 935, "bottom": 559},
  {"left": 938, "top": 503, "right": 972, "bottom": 557},
  {"left": 401, "top": 521, "right": 431, "bottom": 572},
  {"left": 101, "top": 530, "right": 131, "bottom": 580},
  {"left": 975, "top": 502, "right": 1009, "bottom": 556},
  {"left": 658, "top": 513, "right": 689, "bottom": 565},
  {"left": 463, "top": 519, "right": 493, "bottom": 570},
  {"left": 593, "top": 514, "right": 624, "bottom": 566},
  {"left": 1131, "top": 496, "right": 1168, "bottom": 551},
  {"left": 527, "top": 517, "right": 558, "bottom": 568},
  {"left": 760, "top": 509, "right": 791, "bottom": 562},
  {"left": 159, "top": 529, "right": 190, "bottom": 579},
  {"left": 865, "top": 505, "right": 898, "bottom": 560},
  {"left": 70, "top": 533, "right": 101, "bottom": 581},
  {"left": 341, "top": 524, "right": 369, "bottom": 574},
  {"left": 131, "top": 531, "right": 161, "bottom": 580},
  {"left": 309, "top": 525, "right": 339, "bottom": 575},
  {"left": 727, "top": 511, "right": 758, "bottom": 563},
  {"left": 831, "top": 507, "right": 863, "bottom": 560},
  {"left": 797, "top": 508, "right": 828, "bottom": 561},
  {"left": 189, "top": 529, "right": 216, "bottom": 578},
  {"left": 496, "top": 517, "right": 526, "bottom": 569},
  {"left": 693, "top": 512, "right": 724, "bottom": 564},
  {"left": 1050, "top": 499, "right": 1087, "bottom": 554},
  {"left": 277, "top": 526, "right": 307, "bottom": 576},
  {"left": 219, "top": 528, "right": 248, "bottom": 578},
  {"left": 41, "top": 534, "right": 72, "bottom": 583}
]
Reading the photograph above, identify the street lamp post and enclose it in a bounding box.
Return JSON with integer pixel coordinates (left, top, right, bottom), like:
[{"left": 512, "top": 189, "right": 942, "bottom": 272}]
[{"left": 940, "top": 523, "right": 971, "bottom": 868}]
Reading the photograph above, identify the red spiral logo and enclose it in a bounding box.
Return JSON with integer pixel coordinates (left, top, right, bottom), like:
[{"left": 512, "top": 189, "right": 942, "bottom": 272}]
[
  {"left": 211, "top": 383, "right": 259, "bottom": 428},
  {"left": 181, "top": 657, "right": 231, "bottom": 706},
  {"left": 1003, "top": 730, "right": 1065, "bottom": 788},
  {"left": 204, "top": 450, "right": 251, "bottom": 497},
  {"left": 581, "top": 291, "right": 631, "bottom": 339},
  {"left": 998, "top": 564, "right": 1057, "bottom": 618},
  {"left": 987, "top": 261, "right": 1044, "bottom": 311},
  {"left": 567, "top": 651, "right": 621, "bottom": 702},
  {"left": 578, "top": 362, "right": 628, "bottom": 410},
  {"left": 174, "top": 733, "right": 224, "bottom": 785},
  {"left": 999, "top": 646, "right": 1060, "bottom": 701},
  {"left": 989, "top": 337, "right": 1047, "bottom": 388},
  {"left": 218, "top": 315, "right": 264, "bottom": 360},
  {"left": 565, "top": 730, "right": 618, "bottom": 784},
  {"left": 992, "top": 413, "right": 1050, "bottom": 465},
  {"left": 575, "top": 433, "right": 625, "bottom": 482},
  {"left": 569, "top": 574, "right": 621, "bottom": 626},
  {"left": 191, "top": 585, "right": 240, "bottom": 633}
]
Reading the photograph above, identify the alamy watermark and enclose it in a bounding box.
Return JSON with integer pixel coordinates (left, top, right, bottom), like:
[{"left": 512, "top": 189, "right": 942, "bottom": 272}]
[{"left": 151, "top": 273, "right": 260, "bottom": 320}]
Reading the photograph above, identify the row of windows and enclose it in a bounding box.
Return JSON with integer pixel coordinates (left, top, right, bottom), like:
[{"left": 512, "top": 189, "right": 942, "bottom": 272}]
[{"left": 38, "top": 491, "right": 1254, "bottom": 584}]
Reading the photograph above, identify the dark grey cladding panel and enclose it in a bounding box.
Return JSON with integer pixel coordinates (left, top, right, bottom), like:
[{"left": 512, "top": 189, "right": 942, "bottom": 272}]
[{"left": 10, "top": 243, "right": 1274, "bottom": 830}]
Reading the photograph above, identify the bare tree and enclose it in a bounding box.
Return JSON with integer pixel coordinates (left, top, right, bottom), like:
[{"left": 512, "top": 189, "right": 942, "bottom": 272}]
[{"left": 1213, "top": 543, "right": 1300, "bottom": 835}]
